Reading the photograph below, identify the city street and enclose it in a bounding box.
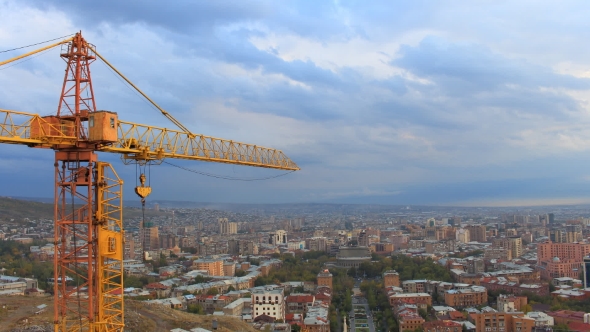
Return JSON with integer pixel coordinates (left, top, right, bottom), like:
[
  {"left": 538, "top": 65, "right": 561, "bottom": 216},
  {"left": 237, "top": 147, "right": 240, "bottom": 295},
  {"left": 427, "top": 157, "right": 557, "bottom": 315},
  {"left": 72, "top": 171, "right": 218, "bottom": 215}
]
[{"left": 349, "top": 281, "right": 376, "bottom": 332}]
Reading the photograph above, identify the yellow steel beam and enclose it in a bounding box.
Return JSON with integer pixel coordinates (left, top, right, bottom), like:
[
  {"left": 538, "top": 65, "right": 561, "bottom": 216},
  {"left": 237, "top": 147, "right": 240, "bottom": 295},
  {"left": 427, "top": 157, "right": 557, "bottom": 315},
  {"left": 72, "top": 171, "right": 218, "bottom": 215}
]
[
  {"left": 0, "top": 109, "right": 299, "bottom": 171},
  {"left": 94, "top": 162, "right": 124, "bottom": 332},
  {"left": 0, "top": 37, "right": 74, "bottom": 67},
  {"left": 0, "top": 109, "right": 77, "bottom": 146},
  {"left": 102, "top": 120, "right": 300, "bottom": 170}
]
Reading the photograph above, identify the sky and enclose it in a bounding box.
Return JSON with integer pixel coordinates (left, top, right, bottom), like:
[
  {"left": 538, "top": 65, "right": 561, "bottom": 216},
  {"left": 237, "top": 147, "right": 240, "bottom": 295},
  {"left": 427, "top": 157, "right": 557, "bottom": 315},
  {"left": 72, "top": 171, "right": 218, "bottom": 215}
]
[{"left": 1, "top": 1, "right": 590, "bottom": 206}]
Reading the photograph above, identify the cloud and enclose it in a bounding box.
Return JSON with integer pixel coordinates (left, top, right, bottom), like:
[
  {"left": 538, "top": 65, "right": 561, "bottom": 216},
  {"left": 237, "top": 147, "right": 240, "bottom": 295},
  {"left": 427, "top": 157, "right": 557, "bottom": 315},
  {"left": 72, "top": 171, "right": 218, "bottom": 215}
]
[{"left": 2, "top": 1, "right": 590, "bottom": 205}]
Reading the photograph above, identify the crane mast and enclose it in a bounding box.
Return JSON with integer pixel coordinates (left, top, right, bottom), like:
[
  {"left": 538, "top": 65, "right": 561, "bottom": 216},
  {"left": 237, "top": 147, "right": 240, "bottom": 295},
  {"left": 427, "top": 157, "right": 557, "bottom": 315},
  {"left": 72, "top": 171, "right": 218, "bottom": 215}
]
[
  {"left": 52, "top": 33, "right": 122, "bottom": 332},
  {"left": 0, "top": 32, "right": 299, "bottom": 332}
]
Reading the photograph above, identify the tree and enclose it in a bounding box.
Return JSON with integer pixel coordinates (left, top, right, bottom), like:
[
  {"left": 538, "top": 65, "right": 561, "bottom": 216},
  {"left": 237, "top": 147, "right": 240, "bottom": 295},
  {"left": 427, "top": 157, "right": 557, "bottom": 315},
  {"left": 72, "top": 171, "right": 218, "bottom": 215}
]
[
  {"left": 522, "top": 304, "right": 532, "bottom": 314},
  {"left": 418, "top": 308, "right": 428, "bottom": 320},
  {"left": 234, "top": 270, "right": 246, "bottom": 277},
  {"left": 187, "top": 304, "right": 204, "bottom": 315},
  {"left": 554, "top": 323, "right": 572, "bottom": 332},
  {"left": 124, "top": 275, "right": 144, "bottom": 288},
  {"left": 206, "top": 288, "right": 219, "bottom": 295},
  {"left": 194, "top": 275, "right": 211, "bottom": 284},
  {"left": 227, "top": 285, "right": 236, "bottom": 292}
]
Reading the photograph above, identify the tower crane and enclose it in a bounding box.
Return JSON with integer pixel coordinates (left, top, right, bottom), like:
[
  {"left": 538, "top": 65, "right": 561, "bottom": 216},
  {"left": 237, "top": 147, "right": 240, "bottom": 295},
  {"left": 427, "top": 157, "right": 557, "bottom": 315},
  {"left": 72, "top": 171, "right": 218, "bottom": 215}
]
[{"left": 0, "top": 32, "right": 299, "bottom": 332}]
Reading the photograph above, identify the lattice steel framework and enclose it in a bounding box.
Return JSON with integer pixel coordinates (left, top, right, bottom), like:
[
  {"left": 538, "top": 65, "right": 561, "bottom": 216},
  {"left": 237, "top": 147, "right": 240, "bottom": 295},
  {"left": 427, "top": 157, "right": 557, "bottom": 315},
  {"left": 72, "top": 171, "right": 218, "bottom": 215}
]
[
  {"left": 54, "top": 151, "right": 97, "bottom": 332},
  {"left": 95, "top": 162, "right": 124, "bottom": 331}
]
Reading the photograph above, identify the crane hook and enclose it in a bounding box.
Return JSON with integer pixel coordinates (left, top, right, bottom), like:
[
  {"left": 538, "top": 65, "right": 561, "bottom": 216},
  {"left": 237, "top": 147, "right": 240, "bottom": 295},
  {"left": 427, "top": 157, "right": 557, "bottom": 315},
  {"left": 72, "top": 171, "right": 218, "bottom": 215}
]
[{"left": 134, "top": 173, "right": 152, "bottom": 204}]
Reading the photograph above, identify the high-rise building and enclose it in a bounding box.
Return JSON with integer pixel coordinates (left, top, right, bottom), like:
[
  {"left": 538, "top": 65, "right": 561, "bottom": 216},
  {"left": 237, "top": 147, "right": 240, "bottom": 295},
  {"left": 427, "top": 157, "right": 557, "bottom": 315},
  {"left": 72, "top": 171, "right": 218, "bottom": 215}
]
[
  {"left": 465, "top": 225, "right": 487, "bottom": 242},
  {"left": 305, "top": 237, "right": 328, "bottom": 252},
  {"left": 142, "top": 223, "right": 159, "bottom": 252},
  {"left": 456, "top": 228, "right": 470, "bottom": 244},
  {"left": 124, "top": 233, "right": 135, "bottom": 260},
  {"left": 218, "top": 218, "right": 237, "bottom": 235},
  {"left": 537, "top": 242, "right": 590, "bottom": 279},
  {"left": 159, "top": 233, "right": 178, "bottom": 249},
  {"left": 537, "top": 242, "right": 590, "bottom": 262},
  {"left": 357, "top": 230, "right": 368, "bottom": 246},
  {"left": 492, "top": 237, "right": 523, "bottom": 259},
  {"left": 218, "top": 218, "right": 228, "bottom": 234},
  {"left": 566, "top": 225, "right": 583, "bottom": 243},
  {"left": 549, "top": 230, "right": 565, "bottom": 243}
]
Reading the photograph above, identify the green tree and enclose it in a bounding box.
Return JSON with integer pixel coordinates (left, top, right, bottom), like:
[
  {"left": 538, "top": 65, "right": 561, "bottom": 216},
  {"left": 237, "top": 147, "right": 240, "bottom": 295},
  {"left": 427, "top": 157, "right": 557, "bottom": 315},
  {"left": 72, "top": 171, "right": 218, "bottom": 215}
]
[
  {"left": 124, "top": 275, "right": 144, "bottom": 288},
  {"left": 194, "top": 275, "right": 212, "bottom": 284},
  {"left": 206, "top": 288, "right": 219, "bottom": 295},
  {"left": 187, "top": 304, "right": 204, "bottom": 314}
]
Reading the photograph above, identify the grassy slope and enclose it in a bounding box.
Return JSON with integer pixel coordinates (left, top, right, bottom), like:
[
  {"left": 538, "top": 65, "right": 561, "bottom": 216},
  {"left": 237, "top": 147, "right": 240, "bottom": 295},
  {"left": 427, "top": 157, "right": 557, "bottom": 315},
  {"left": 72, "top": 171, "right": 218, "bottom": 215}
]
[{"left": 1, "top": 296, "right": 255, "bottom": 332}]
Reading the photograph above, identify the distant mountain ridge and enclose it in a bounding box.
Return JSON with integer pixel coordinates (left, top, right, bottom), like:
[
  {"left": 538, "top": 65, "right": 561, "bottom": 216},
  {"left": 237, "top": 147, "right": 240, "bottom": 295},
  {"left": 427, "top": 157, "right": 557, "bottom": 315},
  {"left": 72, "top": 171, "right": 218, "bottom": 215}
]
[{"left": 0, "top": 196, "right": 168, "bottom": 224}]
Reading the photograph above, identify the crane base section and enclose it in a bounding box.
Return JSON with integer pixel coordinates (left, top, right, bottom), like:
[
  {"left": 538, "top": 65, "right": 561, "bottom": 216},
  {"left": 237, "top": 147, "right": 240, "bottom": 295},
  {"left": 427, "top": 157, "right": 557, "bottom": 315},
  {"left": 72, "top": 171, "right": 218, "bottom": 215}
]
[{"left": 53, "top": 153, "right": 124, "bottom": 332}]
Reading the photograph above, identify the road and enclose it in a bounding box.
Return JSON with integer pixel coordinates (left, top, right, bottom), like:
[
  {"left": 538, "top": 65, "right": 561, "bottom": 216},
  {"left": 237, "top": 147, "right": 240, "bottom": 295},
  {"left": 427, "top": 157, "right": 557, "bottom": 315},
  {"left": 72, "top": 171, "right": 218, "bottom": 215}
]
[{"left": 349, "top": 280, "right": 376, "bottom": 332}]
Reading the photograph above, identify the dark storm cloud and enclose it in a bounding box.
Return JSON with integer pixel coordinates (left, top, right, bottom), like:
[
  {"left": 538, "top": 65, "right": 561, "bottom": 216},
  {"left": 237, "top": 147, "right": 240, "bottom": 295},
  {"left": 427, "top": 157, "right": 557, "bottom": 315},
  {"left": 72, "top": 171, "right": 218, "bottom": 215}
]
[{"left": 25, "top": 0, "right": 271, "bottom": 32}]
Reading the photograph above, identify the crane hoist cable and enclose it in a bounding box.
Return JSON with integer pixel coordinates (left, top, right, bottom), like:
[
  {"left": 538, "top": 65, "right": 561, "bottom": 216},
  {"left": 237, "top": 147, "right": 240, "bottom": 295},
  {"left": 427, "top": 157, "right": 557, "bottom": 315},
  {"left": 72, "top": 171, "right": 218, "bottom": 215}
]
[
  {"left": 0, "top": 47, "right": 56, "bottom": 71},
  {"left": 89, "top": 44, "right": 194, "bottom": 136},
  {"left": 162, "top": 160, "right": 296, "bottom": 181},
  {"left": 0, "top": 33, "right": 75, "bottom": 53}
]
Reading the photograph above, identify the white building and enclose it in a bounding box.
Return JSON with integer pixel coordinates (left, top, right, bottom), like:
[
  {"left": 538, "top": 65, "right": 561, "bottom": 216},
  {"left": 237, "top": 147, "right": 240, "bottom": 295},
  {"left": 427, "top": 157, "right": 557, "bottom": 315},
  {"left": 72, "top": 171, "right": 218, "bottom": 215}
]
[
  {"left": 269, "top": 230, "right": 287, "bottom": 245},
  {"left": 456, "top": 228, "right": 470, "bottom": 244},
  {"left": 526, "top": 312, "right": 554, "bottom": 326},
  {"left": 251, "top": 287, "right": 285, "bottom": 320}
]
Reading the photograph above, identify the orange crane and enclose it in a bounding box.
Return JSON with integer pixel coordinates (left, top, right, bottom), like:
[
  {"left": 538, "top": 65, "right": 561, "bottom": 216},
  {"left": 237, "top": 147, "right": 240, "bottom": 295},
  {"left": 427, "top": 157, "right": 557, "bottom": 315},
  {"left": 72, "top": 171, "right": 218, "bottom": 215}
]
[{"left": 0, "top": 32, "right": 299, "bottom": 332}]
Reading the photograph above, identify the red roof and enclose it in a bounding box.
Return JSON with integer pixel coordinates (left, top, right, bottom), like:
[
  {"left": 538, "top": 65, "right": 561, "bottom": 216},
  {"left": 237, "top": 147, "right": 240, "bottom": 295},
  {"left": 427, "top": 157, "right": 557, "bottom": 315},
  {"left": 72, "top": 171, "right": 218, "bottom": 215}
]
[
  {"left": 548, "top": 310, "right": 587, "bottom": 320},
  {"left": 568, "top": 322, "right": 590, "bottom": 332},
  {"left": 449, "top": 311, "right": 465, "bottom": 320},
  {"left": 287, "top": 295, "right": 314, "bottom": 303},
  {"left": 145, "top": 282, "right": 168, "bottom": 290},
  {"left": 109, "top": 288, "right": 123, "bottom": 295},
  {"left": 425, "top": 320, "right": 462, "bottom": 328}
]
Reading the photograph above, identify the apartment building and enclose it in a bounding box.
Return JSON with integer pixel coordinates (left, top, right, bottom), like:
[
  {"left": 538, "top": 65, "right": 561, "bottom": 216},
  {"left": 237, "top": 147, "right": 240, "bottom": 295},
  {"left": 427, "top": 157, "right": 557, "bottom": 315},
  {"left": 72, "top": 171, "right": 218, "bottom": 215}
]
[
  {"left": 444, "top": 286, "right": 487, "bottom": 308},
  {"left": 252, "top": 287, "right": 285, "bottom": 320},
  {"left": 473, "top": 312, "right": 535, "bottom": 332},
  {"left": 192, "top": 258, "right": 224, "bottom": 276}
]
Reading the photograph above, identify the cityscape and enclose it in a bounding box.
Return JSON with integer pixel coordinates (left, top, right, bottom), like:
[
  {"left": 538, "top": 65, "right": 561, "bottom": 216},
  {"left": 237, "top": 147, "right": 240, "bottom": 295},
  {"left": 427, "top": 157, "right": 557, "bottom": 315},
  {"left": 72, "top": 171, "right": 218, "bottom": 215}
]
[
  {"left": 3, "top": 200, "right": 590, "bottom": 331},
  {"left": 2, "top": 1, "right": 590, "bottom": 332}
]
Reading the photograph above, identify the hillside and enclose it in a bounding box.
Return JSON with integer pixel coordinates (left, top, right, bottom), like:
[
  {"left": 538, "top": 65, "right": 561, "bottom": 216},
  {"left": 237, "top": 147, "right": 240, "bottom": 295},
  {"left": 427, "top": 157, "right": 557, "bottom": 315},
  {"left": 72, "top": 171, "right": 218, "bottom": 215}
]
[
  {"left": 0, "top": 197, "right": 54, "bottom": 222},
  {"left": 0, "top": 296, "right": 256, "bottom": 332},
  {"left": 0, "top": 197, "right": 169, "bottom": 225}
]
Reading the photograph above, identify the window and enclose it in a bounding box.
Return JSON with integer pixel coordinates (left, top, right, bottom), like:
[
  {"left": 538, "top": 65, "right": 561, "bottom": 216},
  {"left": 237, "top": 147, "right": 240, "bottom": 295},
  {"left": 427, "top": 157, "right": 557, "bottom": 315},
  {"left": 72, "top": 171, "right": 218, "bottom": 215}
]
[
  {"left": 108, "top": 237, "right": 116, "bottom": 253},
  {"left": 110, "top": 117, "right": 115, "bottom": 128},
  {"left": 89, "top": 116, "right": 94, "bottom": 127}
]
